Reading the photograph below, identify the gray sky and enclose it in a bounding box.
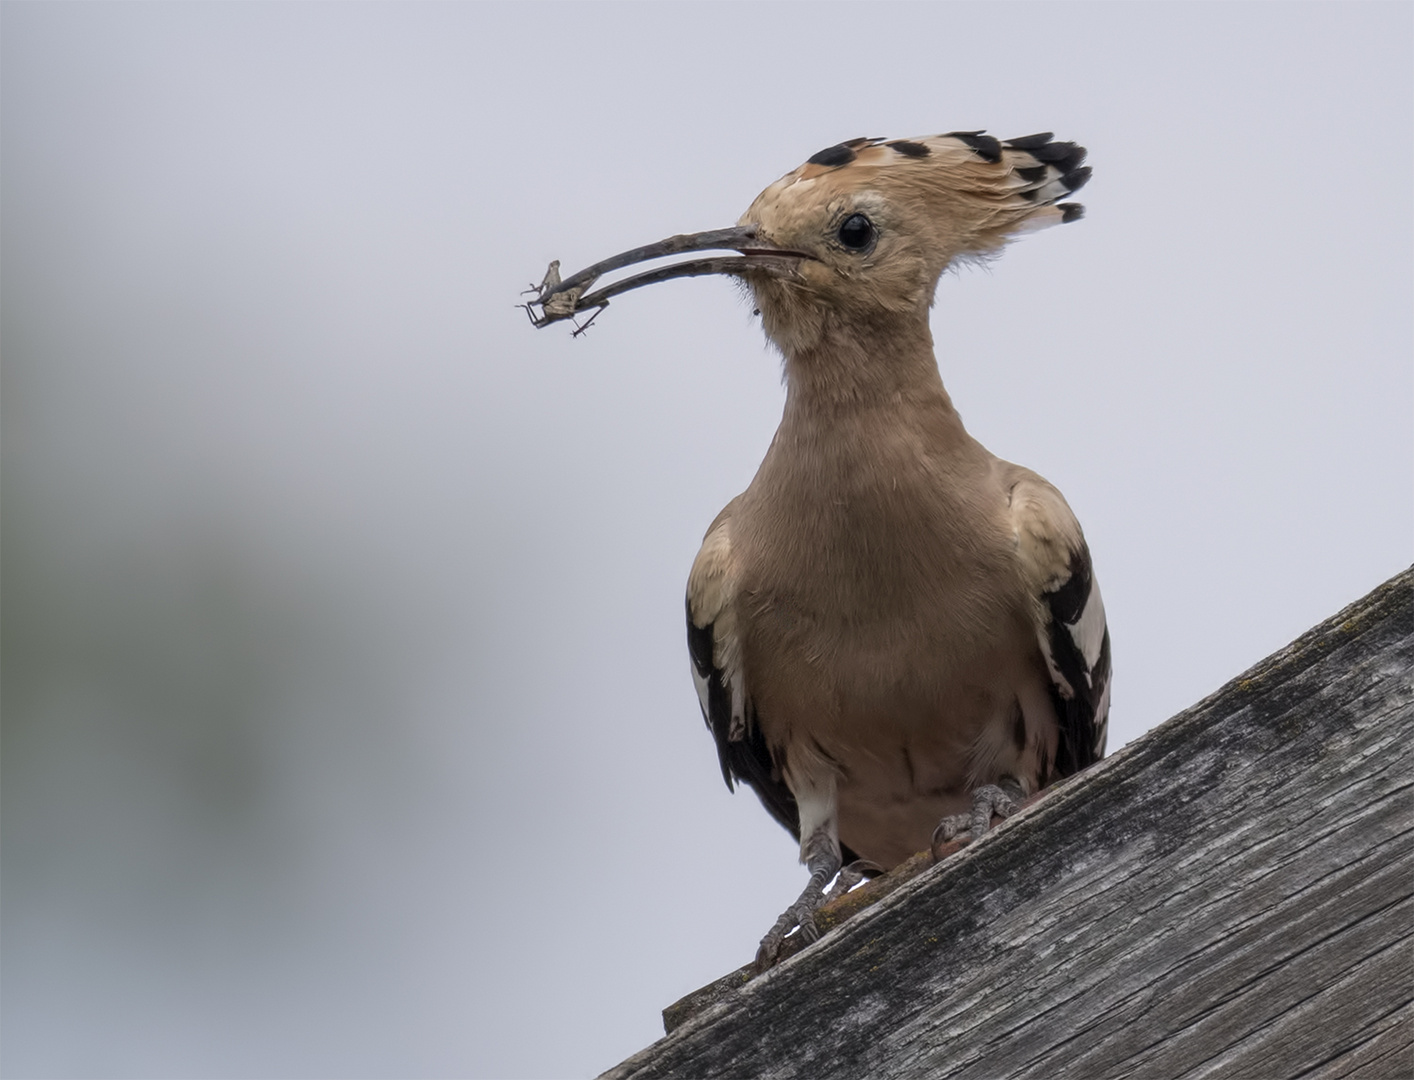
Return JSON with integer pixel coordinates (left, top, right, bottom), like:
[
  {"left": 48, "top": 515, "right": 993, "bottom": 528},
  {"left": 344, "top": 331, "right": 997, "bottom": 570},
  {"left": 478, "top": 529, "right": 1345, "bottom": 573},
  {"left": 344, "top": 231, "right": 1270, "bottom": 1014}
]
[{"left": 3, "top": 3, "right": 1410, "bottom": 1077}]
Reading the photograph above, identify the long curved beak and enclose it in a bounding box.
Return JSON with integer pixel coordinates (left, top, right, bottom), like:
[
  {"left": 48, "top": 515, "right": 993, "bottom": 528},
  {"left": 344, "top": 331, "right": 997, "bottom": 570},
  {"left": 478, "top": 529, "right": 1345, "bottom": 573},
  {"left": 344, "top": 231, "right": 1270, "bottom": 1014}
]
[{"left": 522, "top": 224, "right": 811, "bottom": 331}]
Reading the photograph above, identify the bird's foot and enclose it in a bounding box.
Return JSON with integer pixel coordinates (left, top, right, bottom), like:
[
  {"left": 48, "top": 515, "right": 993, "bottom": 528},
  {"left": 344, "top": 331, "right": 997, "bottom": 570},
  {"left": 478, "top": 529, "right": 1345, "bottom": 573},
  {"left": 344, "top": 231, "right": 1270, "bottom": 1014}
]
[
  {"left": 821, "top": 859, "right": 883, "bottom": 905},
  {"left": 753, "top": 895, "right": 826, "bottom": 973},
  {"left": 931, "top": 782, "right": 1023, "bottom": 852},
  {"left": 753, "top": 834, "right": 841, "bottom": 973}
]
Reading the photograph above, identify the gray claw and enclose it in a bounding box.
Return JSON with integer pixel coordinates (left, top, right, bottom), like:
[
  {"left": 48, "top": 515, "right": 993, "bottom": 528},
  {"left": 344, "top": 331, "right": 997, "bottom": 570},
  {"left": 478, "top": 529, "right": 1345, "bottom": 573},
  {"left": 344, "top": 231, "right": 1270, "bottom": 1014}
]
[
  {"left": 932, "top": 782, "right": 1022, "bottom": 850},
  {"left": 753, "top": 833, "right": 841, "bottom": 972},
  {"left": 821, "top": 859, "right": 881, "bottom": 905}
]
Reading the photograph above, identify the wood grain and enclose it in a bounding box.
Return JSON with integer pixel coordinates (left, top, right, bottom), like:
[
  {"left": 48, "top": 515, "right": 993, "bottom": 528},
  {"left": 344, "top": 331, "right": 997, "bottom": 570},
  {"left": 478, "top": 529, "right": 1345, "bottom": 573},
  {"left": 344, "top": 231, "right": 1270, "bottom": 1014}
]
[{"left": 603, "top": 567, "right": 1414, "bottom": 1080}]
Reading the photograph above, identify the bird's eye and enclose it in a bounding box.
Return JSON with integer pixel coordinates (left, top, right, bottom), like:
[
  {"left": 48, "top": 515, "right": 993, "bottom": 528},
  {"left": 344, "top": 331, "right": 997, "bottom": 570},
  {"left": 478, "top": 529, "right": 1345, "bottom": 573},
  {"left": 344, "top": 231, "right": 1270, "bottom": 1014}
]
[{"left": 837, "top": 213, "right": 876, "bottom": 252}]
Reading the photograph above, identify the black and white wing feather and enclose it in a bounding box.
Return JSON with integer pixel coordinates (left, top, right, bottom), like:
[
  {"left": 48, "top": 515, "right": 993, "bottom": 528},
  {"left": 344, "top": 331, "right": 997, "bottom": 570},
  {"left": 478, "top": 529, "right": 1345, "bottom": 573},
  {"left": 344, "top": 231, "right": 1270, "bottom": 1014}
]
[
  {"left": 685, "top": 501, "right": 802, "bottom": 842},
  {"left": 1008, "top": 469, "right": 1111, "bottom": 779},
  {"left": 1039, "top": 545, "right": 1111, "bottom": 775}
]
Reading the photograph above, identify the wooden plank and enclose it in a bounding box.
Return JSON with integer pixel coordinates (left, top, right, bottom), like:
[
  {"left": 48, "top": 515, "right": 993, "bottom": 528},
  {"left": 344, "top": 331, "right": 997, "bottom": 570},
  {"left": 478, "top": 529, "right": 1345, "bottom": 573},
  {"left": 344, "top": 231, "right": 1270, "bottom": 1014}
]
[
  {"left": 601, "top": 568, "right": 1414, "bottom": 1080},
  {"left": 1307, "top": 1005, "right": 1412, "bottom": 1078}
]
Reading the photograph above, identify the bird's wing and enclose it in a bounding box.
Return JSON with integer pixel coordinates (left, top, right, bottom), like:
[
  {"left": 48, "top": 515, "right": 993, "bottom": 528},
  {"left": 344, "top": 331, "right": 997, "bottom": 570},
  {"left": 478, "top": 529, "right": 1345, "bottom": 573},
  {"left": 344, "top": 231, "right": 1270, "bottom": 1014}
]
[
  {"left": 685, "top": 499, "right": 802, "bottom": 843},
  {"left": 1006, "top": 468, "right": 1111, "bottom": 778}
]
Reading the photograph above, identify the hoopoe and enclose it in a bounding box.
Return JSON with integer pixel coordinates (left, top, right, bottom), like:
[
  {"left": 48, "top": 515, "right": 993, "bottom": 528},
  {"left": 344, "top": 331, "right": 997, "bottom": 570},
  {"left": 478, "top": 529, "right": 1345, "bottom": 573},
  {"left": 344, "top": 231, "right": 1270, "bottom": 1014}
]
[{"left": 527, "top": 132, "right": 1110, "bottom": 969}]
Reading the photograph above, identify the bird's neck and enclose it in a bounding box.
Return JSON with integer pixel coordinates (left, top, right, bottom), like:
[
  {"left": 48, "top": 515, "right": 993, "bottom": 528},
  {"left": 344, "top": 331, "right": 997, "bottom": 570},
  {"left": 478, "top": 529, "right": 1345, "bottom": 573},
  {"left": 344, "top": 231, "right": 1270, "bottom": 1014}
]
[
  {"left": 743, "top": 314, "right": 994, "bottom": 617},
  {"left": 780, "top": 315, "right": 964, "bottom": 432}
]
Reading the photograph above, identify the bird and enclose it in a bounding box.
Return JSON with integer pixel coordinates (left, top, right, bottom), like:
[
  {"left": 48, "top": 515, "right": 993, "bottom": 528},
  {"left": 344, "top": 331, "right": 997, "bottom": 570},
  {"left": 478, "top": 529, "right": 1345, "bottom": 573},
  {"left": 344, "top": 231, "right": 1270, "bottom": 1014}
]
[{"left": 527, "top": 131, "right": 1111, "bottom": 970}]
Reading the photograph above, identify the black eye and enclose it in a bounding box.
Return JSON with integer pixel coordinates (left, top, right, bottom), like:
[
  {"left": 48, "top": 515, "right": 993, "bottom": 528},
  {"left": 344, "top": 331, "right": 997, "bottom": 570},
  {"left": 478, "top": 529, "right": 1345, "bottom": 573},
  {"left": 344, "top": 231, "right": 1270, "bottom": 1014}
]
[{"left": 837, "top": 213, "right": 876, "bottom": 251}]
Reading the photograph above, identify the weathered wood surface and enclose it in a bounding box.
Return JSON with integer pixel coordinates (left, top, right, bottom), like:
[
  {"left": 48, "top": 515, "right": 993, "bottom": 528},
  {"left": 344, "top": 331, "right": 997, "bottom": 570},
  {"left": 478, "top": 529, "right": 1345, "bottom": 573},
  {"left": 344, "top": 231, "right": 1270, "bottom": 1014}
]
[{"left": 602, "top": 568, "right": 1414, "bottom": 1080}]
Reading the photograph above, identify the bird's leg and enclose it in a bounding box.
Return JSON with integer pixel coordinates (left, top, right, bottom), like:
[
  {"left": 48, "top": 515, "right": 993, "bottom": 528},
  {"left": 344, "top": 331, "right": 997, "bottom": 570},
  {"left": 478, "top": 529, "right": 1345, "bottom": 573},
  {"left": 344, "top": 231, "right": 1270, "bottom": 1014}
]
[
  {"left": 754, "top": 830, "right": 840, "bottom": 972},
  {"left": 931, "top": 779, "right": 1025, "bottom": 848}
]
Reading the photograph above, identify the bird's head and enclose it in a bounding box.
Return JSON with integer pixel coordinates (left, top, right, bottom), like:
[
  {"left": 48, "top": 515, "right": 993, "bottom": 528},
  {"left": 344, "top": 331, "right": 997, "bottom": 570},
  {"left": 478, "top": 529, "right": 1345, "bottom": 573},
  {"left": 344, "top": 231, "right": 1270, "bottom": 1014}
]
[
  {"left": 736, "top": 134, "right": 1088, "bottom": 353},
  {"left": 527, "top": 132, "right": 1089, "bottom": 355}
]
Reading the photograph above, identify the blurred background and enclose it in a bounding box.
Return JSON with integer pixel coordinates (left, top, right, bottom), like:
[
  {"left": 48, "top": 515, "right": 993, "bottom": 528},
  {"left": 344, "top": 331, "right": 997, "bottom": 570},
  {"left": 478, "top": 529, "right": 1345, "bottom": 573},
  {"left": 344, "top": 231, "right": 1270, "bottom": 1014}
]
[{"left": 3, "top": 3, "right": 1410, "bottom": 1077}]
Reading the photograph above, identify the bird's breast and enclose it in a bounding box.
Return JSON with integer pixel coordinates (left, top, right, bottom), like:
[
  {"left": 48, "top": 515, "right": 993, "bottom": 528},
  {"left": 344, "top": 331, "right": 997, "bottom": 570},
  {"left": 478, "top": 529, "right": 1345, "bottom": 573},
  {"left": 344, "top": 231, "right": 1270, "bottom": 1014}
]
[
  {"left": 726, "top": 409, "right": 1057, "bottom": 867},
  {"left": 733, "top": 435, "right": 1029, "bottom": 723}
]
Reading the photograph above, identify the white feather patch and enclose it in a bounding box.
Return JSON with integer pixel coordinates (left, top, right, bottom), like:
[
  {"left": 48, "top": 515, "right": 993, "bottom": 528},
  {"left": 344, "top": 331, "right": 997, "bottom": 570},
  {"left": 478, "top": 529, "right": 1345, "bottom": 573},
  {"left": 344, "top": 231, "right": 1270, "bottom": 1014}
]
[
  {"left": 1068, "top": 577, "right": 1109, "bottom": 686},
  {"left": 690, "top": 661, "right": 710, "bottom": 720},
  {"left": 729, "top": 682, "right": 747, "bottom": 741},
  {"left": 790, "top": 771, "right": 839, "bottom": 862},
  {"left": 1037, "top": 630, "right": 1074, "bottom": 699}
]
